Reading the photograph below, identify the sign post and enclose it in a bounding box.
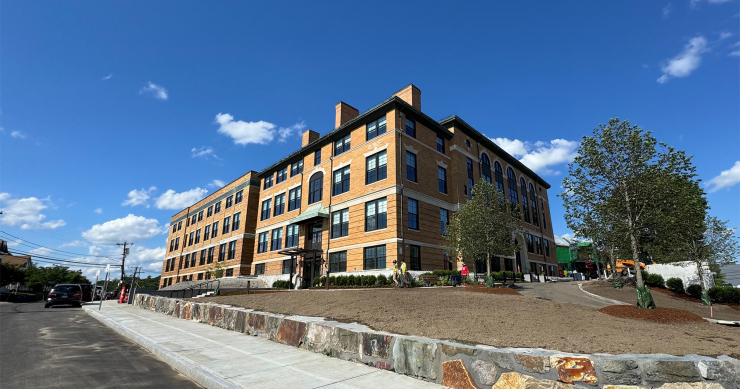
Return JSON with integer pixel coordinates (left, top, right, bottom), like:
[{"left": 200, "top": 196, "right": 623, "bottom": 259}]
[
  {"left": 99, "top": 265, "right": 110, "bottom": 311},
  {"left": 93, "top": 270, "right": 100, "bottom": 301}
]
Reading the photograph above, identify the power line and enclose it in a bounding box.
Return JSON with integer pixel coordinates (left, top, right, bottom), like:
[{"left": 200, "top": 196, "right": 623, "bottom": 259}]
[
  {"left": 0, "top": 231, "right": 120, "bottom": 259},
  {"left": 9, "top": 249, "right": 119, "bottom": 266},
  {"left": 32, "top": 258, "right": 111, "bottom": 268}
]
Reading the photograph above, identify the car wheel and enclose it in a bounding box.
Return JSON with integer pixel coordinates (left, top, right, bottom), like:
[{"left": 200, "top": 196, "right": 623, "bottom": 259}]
[{"left": 44, "top": 304, "right": 50, "bottom": 308}]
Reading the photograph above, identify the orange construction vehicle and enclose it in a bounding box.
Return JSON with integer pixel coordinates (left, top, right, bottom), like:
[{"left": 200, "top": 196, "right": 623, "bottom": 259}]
[{"left": 606, "top": 259, "right": 647, "bottom": 275}]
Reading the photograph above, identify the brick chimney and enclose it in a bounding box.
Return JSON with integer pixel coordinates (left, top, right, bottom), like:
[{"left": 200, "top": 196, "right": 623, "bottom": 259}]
[
  {"left": 302, "top": 129, "right": 320, "bottom": 147},
  {"left": 335, "top": 102, "right": 359, "bottom": 128},
  {"left": 393, "top": 84, "right": 421, "bottom": 110}
]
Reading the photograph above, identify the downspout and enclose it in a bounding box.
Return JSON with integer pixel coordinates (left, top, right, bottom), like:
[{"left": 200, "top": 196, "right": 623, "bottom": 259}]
[{"left": 397, "top": 110, "right": 405, "bottom": 270}]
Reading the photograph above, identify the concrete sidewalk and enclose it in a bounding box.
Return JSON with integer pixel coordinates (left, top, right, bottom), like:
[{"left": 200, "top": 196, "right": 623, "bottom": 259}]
[{"left": 84, "top": 301, "right": 443, "bottom": 389}]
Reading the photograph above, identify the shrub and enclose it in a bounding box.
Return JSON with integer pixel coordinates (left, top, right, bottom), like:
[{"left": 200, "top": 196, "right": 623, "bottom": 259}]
[
  {"left": 708, "top": 286, "right": 740, "bottom": 304},
  {"left": 504, "top": 271, "right": 515, "bottom": 280},
  {"left": 329, "top": 276, "right": 336, "bottom": 286},
  {"left": 272, "top": 280, "right": 289, "bottom": 289},
  {"left": 366, "top": 275, "right": 377, "bottom": 286},
  {"left": 515, "top": 272, "right": 523, "bottom": 281},
  {"left": 666, "top": 277, "right": 684, "bottom": 293},
  {"left": 313, "top": 277, "right": 321, "bottom": 287},
  {"left": 319, "top": 276, "right": 326, "bottom": 286},
  {"left": 686, "top": 284, "right": 702, "bottom": 299},
  {"left": 431, "top": 270, "right": 461, "bottom": 277},
  {"left": 377, "top": 274, "right": 388, "bottom": 286},
  {"left": 337, "top": 276, "right": 347, "bottom": 286},
  {"left": 643, "top": 273, "right": 665, "bottom": 288},
  {"left": 348, "top": 275, "right": 356, "bottom": 286}
]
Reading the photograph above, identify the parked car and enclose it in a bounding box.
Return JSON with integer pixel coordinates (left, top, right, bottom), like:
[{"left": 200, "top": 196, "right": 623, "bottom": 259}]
[
  {"left": 45, "top": 284, "right": 83, "bottom": 308},
  {"left": 80, "top": 284, "right": 94, "bottom": 302}
]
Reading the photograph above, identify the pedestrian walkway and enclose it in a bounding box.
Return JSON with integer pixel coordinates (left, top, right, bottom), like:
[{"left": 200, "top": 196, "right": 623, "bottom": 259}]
[{"left": 84, "top": 302, "right": 442, "bottom": 389}]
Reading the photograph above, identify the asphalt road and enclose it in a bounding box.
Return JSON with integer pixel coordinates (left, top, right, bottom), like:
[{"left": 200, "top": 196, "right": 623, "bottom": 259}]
[
  {"left": 513, "top": 281, "right": 611, "bottom": 309},
  {"left": 0, "top": 302, "right": 202, "bottom": 389}
]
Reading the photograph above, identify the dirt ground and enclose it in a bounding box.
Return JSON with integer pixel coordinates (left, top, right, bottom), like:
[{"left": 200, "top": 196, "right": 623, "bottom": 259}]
[
  {"left": 582, "top": 280, "right": 740, "bottom": 321},
  {"left": 203, "top": 287, "right": 739, "bottom": 357}
]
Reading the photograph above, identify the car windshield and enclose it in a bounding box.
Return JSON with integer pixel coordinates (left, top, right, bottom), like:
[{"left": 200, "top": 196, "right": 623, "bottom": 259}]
[{"left": 53, "top": 286, "right": 78, "bottom": 293}]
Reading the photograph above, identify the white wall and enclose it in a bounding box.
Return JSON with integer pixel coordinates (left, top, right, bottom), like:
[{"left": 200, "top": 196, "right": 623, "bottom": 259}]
[{"left": 645, "top": 261, "right": 714, "bottom": 289}]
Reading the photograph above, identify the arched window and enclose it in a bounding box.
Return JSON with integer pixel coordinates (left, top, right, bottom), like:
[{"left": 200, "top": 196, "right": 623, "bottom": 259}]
[
  {"left": 520, "top": 178, "right": 530, "bottom": 223},
  {"left": 480, "top": 154, "right": 492, "bottom": 184},
  {"left": 506, "top": 168, "right": 519, "bottom": 217},
  {"left": 529, "top": 183, "right": 539, "bottom": 227},
  {"left": 494, "top": 162, "right": 504, "bottom": 195},
  {"left": 308, "top": 172, "right": 323, "bottom": 204}
]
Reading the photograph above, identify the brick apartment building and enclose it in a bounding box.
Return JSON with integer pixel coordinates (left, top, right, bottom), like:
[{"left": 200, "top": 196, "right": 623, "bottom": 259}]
[
  {"left": 160, "top": 85, "right": 557, "bottom": 288},
  {"left": 160, "top": 172, "right": 260, "bottom": 287}
]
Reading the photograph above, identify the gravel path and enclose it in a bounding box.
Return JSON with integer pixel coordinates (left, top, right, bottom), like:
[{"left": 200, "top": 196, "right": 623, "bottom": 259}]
[
  {"left": 582, "top": 280, "right": 740, "bottom": 321},
  {"left": 203, "top": 287, "right": 739, "bottom": 357}
]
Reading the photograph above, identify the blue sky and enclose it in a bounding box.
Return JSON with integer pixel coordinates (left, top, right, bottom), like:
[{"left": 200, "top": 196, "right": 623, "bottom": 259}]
[{"left": 1, "top": 1, "right": 739, "bottom": 277}]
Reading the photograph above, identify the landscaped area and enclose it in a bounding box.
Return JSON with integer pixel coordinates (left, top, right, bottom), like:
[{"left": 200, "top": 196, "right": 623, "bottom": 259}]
[
  {"left": 583, "top": 280, "right": 740, "bottom": 321},
  {"left": 202, "top": 285, "right": 739, "bottom": 357}
]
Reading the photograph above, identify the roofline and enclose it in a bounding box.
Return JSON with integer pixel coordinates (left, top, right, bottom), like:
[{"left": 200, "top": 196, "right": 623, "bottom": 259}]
[
  {"left": 258, "top": 96, "right": 454, "bottom": 177},
  {"left": 438, "top": 116, "right": 551, "bottom": 190},
  {"left": 169, "top": 170, "right": 260, "bottom": 220}
]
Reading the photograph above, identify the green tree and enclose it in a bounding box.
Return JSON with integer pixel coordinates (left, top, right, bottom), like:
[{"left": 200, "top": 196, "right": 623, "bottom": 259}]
[
  {"left": 444, "top": 181, "right": 522, "bottom": 286},
  {"left": 25, "top": 265, "right": 91, "bottom": 290},
  {"left": 683, "top": 216, "right": 740, "bottom": 303},
  {"left": 0, "top": 262, "right": 27, "bottom": 286},
  {"left": 206, "top": 262, "right": 225, "bottom": 279},
  {"left": 562, "top": 118, "right": 700, "bottom": 308}
]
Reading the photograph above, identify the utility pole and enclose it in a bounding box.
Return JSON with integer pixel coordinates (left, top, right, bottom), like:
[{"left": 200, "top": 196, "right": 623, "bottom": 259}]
[{"left": 117, "top": 241, "right": 133, "bottom": 281}]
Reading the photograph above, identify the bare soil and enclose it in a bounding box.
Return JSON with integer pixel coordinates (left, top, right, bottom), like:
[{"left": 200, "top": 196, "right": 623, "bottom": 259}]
[
  {"left": 599, "top": 305, "right": 705, "bottom": 323},
  {"left": 582, "top": 280, "right": 740, "bottom": 321},
  {"left": 202, "top": 287, "right": 739, "bottom": 357},
  {"left": 465, "top": 285, "right": 522, "bottom": 295}
]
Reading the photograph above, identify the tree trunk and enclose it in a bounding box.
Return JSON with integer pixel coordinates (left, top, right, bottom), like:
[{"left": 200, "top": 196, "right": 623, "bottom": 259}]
[
  {"left": 609, "top": 248, "right": 618, "bottom": 279},
  {"left": 696, "top": 260, "right": 706, "bottom": 292},
  {"left": 486, "top": 252, "right": 491, "bottom": 279},
  {"left": 629, "top": 230, "right": 644, "bottom": 288}
]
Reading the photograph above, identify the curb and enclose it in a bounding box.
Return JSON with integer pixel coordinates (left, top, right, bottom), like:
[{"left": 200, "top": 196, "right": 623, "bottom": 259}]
[
  {"left": 577, "top": 283, "right": 629, "bottom": 306},
  {"left": 84, "top": 307, "right": 240, "bottom": 389}
]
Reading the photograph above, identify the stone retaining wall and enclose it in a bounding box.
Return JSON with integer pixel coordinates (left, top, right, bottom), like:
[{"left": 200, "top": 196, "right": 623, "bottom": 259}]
[{"left": 133, "top": 294, "right": 739, "bottom": 389}]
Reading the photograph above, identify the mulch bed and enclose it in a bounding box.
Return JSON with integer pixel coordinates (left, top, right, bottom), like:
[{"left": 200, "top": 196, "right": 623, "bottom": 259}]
[
  {"left": 598, "top": 305, "right": 705, "bottom": 324},
  {"left": 465, "top": 285, "right": 522, "bottom": 296}
]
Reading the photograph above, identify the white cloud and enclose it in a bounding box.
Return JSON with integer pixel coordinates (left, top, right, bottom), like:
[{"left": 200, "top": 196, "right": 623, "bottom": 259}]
[
  {"left": 102, "top": 74, "right": 113, "bottom": 81},
  {"left": 491, "top": 138, "right": 579, "bottom": 176},
  {"left": 720, "top": 32, "right": 732, "bottom": 40},
  {"left": 139, "top": 81, "right": 168, "bottom": 100},
  {"left": 127, "top": 246, "right": 166, "bottom": 270},
  {"left": 215, "top": 114, "right": 307, "bottom": 145},
  {"left": 0, "top": 193, "right": 66, "bottom": 230},
  {"left": 663, "top": 3, "right": 673, "bottom": 19},
  {"left": 277, "top": 121, "right": 307, "bottom": 142},
  {"left": 657, "top": 36, "right": 708, "bottom": 83},
  {"left": 61, "top": 240, "right": 88, "bottom": 248},
  {"left": 94, "top": 208, "right": 103, "bottom": 214},
  {"left": 705, "top": 161, "right": 740, "bottom": 193},
  {"left": 215, "top": 113, "right": 276, "bottom": 145},
  {"left": 121, "top": 186, "right": 157, "bottom": 208},
  {"left": 10, "top": 131, "right": 26, "bottom": 139},
  {"left": 191, "top": 146, "right": 214, "bottom": 158},
  {"left": 82, "top": 214, "right": 165, "bottom": 245},
  {"left": 729, "top": 42, "right": 740, "bottom": 57},
  {"left": 155, "top": 188, "right": 208, "bottom": 210},
  {"left": 88, "top": 245, "right": 103, "bottom": 256},
  {"left": 691, "top": 0, "right": 731, "bottom": 6},
  {"left": 208, "top": 179, "right": 225, "bottom": 188}
]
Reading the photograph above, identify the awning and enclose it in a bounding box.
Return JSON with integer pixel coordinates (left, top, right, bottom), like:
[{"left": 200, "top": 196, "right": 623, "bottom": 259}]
[{"left": 288, "top": 204, "right": 329, "bottom": 225}]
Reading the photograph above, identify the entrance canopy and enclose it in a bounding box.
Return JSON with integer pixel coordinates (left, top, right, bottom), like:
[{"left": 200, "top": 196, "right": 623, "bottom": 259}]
[{"left": 288, "top": 204, "right": 329, "bottom": 225}]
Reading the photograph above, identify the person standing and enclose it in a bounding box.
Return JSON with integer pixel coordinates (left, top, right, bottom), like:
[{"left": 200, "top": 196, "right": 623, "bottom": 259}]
[
  {"left": 399, "top": 259, "right": 408, "bottom": 287},
  {"left": 392, "top": 260, "right": 399, "bottom": 287},
  {"left": 461, "top": 262, "right": 469, "bottom": 285}
]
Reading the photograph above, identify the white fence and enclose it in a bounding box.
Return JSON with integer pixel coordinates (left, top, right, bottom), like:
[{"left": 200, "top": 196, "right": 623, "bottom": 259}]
[{"left": 645, "top": 261, "right": 714, "bottom": 289}]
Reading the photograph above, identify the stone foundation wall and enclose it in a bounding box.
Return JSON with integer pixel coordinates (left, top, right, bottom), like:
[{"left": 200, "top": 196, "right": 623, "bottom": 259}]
[{"left": 133, "top": 294, "right": 738, "bottom": 389}]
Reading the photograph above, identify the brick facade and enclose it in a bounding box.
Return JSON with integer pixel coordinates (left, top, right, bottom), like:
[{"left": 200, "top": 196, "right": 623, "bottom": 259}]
[
  {"left": 159, "top": 171, "right": 260, "bottom": 288},
  {"left": 158, "top": 85, "right": 558, "bottom": 288}
]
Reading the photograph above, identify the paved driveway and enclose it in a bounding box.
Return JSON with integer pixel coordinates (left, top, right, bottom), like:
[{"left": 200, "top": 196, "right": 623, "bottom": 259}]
[
  {"left": 513, "top": 281, "right": 611, "bottom": 309},
  {"left": 0, "top": 302, "right": 201, "bottom": 389}
]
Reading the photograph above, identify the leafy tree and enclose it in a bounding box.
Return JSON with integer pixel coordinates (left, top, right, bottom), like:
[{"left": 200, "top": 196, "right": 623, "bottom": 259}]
[
  {"left": 562, "top": 118, "right": 700, "bottom": 308},
  {"left": 0, "top": 262, "right": 27, "bottom": 286},
  {"left": 25, "top": 265, "right": 91, "bottom": 290},
  {"left": 444, "top": 181, "right": 522, "bottom": 286},
  {"left": 682, "top": 216, "right": 740, "bottom": 303},
  {"left": 206, "top": 262, "right": 225, "bottom": 279}
]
